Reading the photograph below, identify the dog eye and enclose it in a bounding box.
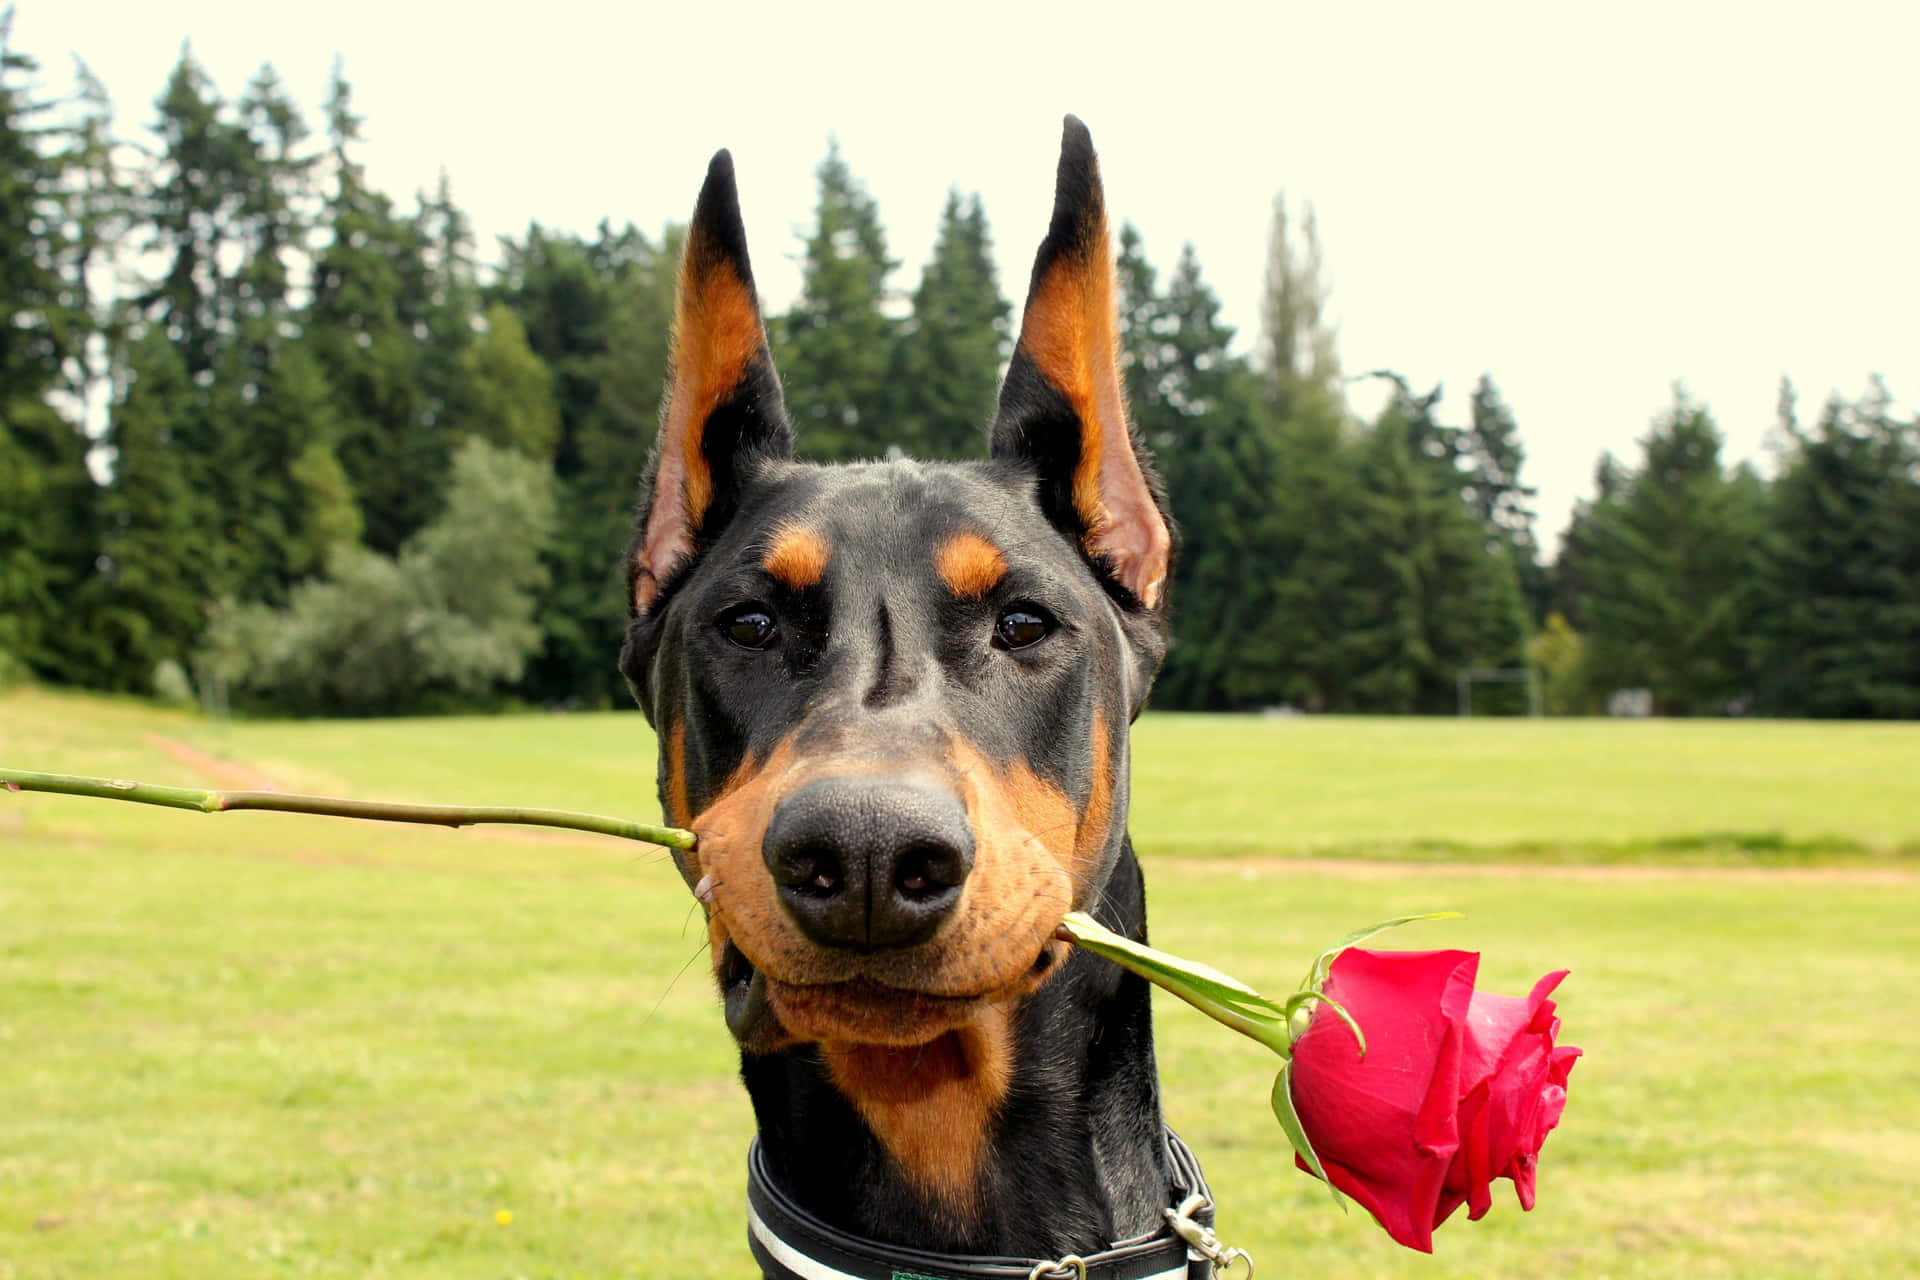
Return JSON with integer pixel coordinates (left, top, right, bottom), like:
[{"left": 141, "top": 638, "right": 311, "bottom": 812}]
[
  {"left": 719, "top": 606, "right": 779, "bottom": 651},
  {"left": 994, "top": 607, "right": 1052, "bottom": 650}
]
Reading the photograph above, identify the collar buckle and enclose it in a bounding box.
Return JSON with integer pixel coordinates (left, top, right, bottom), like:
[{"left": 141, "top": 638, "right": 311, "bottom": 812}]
[{"left": 1164, "top": 1193, "right": 1253, "bottom": 1277}]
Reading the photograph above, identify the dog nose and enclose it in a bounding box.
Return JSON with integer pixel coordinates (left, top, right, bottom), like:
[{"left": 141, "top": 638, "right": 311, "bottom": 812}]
[{"left": 762, "top": 777, "right": 974, "bottom": 951}]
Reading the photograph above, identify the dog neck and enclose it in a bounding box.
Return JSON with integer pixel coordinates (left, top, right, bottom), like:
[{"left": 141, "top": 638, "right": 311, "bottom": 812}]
[{"left": 738, "top": 842, "right": 1169, "bottom": 1259}]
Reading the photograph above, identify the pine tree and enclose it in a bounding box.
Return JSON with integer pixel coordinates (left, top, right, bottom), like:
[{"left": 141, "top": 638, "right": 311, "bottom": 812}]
[
  {"left": 306, "top": 64, "right": 437, "bottom": 552},
  {"left": 1142, "top": 245, "right": 1283, "bottom": 709},
  {"left": 88, "top": 328, "right": 219, "bottom": 687},
  {"left": 1242, "top": 197, "right": 1366, "bottom": 709},
  {"left": 889, "top": 190, "right": 1008, "bottom": 458},
  {"left": 63, "top": 57, "right": 122, "bottom": 415},
  {"left": 403, "top": 170, "right": 479, "bottom": 484},
  {"left": 1238, "top": 390, "right": 1364, "bottom": 712},
  {"left": 0, "top": 16, "right": 100, "bottom": 676},
  {"left": 1115, "top": 223, "right": 1167, "bottom": 436},
  {"left": 495, "top": 220, "right": 676, "bottom": 706},
  {"left": 1550, "top": 452, "right": 1626, "bottom": 630},
  {"left": 1579, "top": 387, "right": 1763, "bottom": 714},
  {"left": 1119, "top": 225, "right": 1374, "bottom": 713},
  {"left": 1465, "top": 374, "right": 1549, "bottom": 619},
  {"left": 115, "top": 47, "right": 283, "bottom": 616},
  {"left": 556, "top": 224, "right": 678, "bottom": 703},
  {"left": 497, "top": 224, "right": 614, "bottom": 465},
  {"left": 416, "top": 170, "right": 479, "bottom": 395},
  {"left": 776, "top": 138, "right": 898, "bottom": 460},
  {"left": 1339, "top": 382, "right": 1530, "bottom": 713},
  {"left": 221, "top": 62, "right": 326, "bottom": 601},
  {"left": 1752, "top": 382, "right": 1920, "bottom": 717},
  {"left": 138, "top": 48, "right": 248, "bottom": 379}
]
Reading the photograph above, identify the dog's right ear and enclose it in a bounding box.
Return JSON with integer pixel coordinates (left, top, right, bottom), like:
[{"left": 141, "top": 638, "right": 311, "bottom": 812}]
[
  {"left": 992, "top": 117, "right": 1171, "bottom": 612},
  {"left": 630, "top": 150, "right": 792, "bottom": 614}
]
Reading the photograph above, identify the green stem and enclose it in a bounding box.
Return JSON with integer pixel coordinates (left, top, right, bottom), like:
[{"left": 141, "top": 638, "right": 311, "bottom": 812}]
[
  {"left": 1057, "top": 910, "right": 1294, "bottom": 1056},
  {"left": 1157, "top": 983, "right": 1295, "bottom": 1056},
  {"left": 1, "top": 767, "right": 697, "bottom": 850}
]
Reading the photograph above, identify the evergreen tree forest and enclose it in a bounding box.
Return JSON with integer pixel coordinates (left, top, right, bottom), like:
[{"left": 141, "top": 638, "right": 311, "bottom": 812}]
[{"left": 3, "top": 33, "right": 1916, "bottom": 718}]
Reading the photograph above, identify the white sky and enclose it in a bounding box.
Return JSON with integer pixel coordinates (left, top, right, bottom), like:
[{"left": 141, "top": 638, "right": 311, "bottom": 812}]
[{"left": 18, "top": 1, "right": 1919, "bottom": 551}]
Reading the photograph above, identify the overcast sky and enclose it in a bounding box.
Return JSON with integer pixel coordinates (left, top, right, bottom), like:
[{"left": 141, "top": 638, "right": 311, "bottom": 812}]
[{"left": 18, "top": 1, "right": 1918, "bottom": 550}]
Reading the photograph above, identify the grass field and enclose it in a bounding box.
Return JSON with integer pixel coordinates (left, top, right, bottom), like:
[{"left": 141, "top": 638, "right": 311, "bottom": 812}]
[{"left": 2, "top": 687, "right": 1917, "bottom": 1278}]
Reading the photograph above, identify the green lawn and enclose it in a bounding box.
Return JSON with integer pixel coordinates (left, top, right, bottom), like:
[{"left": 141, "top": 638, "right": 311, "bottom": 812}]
[{"left": 2, "top": 688, "right": 1917, "bottom": 1277}]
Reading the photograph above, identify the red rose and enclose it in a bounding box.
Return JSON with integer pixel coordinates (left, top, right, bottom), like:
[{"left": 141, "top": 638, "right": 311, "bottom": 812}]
[{"left": 1287, "top": 948, "right": 1580, "bottom": 1252}]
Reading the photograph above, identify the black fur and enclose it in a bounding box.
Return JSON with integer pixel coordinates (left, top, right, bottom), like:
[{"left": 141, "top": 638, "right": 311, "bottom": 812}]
[
  {"left": 1021, "top": 115, "right": 1104, "bottom": 301},
  {"left": 685, "top": 150, "right": 760, "bottom": 291}
]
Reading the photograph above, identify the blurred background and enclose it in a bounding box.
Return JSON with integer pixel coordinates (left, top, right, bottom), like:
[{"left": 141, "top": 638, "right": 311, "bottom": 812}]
[
  {"left": 3, "top": 1, "right": 1915, "bottom": 717},
  {"left": 2, "top": 3, "right": 1916, "bottom": 1278}
]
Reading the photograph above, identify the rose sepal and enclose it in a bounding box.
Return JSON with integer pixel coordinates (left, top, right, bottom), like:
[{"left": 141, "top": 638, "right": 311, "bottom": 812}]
[
  {"left": 1272, "top": 1061, "right": 1346, "bottom": 1210},
  {"left": 1303, "top": 911, "right": 1466, "bottom": 991}
]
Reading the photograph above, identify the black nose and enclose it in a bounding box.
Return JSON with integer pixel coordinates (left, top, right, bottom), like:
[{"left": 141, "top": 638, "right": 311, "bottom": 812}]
[{"left": 762, "top": 777, "right": 974, "bottom": 951}]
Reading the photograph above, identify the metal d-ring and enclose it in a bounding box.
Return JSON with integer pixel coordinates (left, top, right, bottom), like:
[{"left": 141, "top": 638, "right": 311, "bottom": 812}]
[
  {"left": 1164, "top": 1193, "right": 1255, "bottom": 1277},
  {"left": 1025, "top": 1255, "right": 1088, "bottom": 1280}
]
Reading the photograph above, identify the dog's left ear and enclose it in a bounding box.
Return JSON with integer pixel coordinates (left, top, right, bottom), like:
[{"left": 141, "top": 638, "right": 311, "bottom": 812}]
[
  {"left": 631, "top": 150, "right": 792, "bottom": 614},
  {"left": 991, "top": 116, "right": 1171, "bottom": 611}
]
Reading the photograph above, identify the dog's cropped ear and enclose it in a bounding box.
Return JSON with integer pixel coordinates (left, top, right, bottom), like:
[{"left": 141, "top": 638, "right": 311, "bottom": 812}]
[
  {"left": 631, "top": 150, "right": 792, "bottom": 614},
  {"left": 991, "top": 116, "right": 1171, "bottom": 611}
]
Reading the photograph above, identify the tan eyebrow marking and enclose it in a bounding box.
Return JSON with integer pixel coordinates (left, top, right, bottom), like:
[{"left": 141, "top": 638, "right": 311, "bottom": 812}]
[
  {"left": 935, "top": 532, "right": 1009, "bottom": 599},
  {"left": 763, "top": 524, "right": 830, "bottom": 589}
]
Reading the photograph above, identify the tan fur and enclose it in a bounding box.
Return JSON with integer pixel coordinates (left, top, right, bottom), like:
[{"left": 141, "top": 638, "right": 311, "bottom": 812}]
[
  {"left": 1075, "top": 709, "right": 1113, "bottom": 869},
  {"left": 934, "top": 532, "right": 1009, "bottom": 599},
  {"left": 821, "top": 1005, "right": 1014, "bottom": 1216},
  {"left": 695, "top": 736, "right": 1073, "bottom": 1010},
  {"left": 690, "top": 724, "right": 1125, "bottom": 1210},
  {"left": 665, "top": 722, "right": 692, "bottom": 828},
  {"left": 1014, "top": 217, "right": 1171, "bottom": 609},
  {"left": 633, "top": 256, "right": 765, "bottom": 611},
  {"left": 764, "top": 524, "right": 831, "bottom": 590}
]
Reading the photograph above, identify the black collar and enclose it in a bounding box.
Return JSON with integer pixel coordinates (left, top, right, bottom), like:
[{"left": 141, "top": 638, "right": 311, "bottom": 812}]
[{"left": 745, "top": 1129, "right": 1227, "bottom": 1280}]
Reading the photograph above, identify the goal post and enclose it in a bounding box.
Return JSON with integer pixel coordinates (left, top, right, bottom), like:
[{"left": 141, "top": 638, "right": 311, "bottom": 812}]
[{"left": 1457, "top": 667, "right": 1542, "bottom": 717}]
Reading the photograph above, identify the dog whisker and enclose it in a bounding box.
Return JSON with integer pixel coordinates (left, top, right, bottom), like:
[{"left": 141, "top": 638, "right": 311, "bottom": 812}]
[{"left": 638, "top": 936, "right": 715, "bottom": 1034}]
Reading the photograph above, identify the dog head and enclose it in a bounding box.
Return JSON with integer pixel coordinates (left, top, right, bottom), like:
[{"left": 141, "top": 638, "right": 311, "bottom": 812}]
[{"left": 621, "top": 118, "right": 1171, "bottom": 1057}]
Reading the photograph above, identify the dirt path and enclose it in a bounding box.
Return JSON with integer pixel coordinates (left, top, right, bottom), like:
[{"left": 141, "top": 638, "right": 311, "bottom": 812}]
[
  {"left": 137, "top": 734, "right": 642, "bottom": 854},
  {"left": 1161, "top": 854, "right": 1919, "bottom": 886},
  {"left": 142, "top": 733, "right": 280, "bottom": 792}
]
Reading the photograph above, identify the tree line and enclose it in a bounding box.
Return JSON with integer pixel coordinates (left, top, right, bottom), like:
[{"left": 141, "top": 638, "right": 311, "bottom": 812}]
[{"left": 3, "top": 27, "right": 1915, "bottom": 718}]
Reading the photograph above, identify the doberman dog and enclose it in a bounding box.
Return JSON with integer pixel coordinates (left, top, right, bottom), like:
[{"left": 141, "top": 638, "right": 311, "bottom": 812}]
[{"left": 620, "top": 118, "right": 1203, "bottom": 1277}]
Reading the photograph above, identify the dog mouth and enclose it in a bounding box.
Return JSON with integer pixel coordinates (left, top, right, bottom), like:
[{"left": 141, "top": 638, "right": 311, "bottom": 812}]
[
  {"left": 719, "top": 940, "right": 779, "bottom": 1048},
  {"left": 694, "top": 740, "right": 1089, "bottom": 1051},
  {"left": 717, "top": 936, "right": 1065, "bottom": 1050}
]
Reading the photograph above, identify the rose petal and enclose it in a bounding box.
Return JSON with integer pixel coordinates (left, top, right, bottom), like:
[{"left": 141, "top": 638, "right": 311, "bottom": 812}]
[
  {"left": 1290, "top": 949, "right": 1479, "bottom": 1253},
  {"left": 1445, "top": 970, "right": 1578, "bottom": 1221}
]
